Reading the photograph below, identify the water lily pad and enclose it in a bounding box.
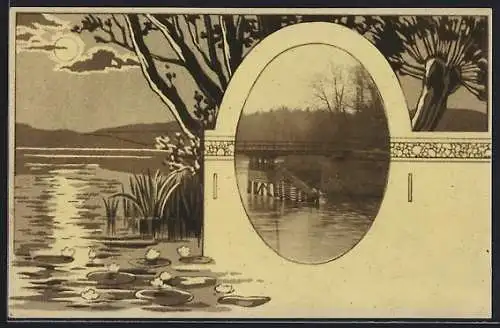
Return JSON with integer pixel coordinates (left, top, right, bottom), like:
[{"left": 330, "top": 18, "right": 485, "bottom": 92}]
[
  {"left": 86, "top": 271, "right": 136, "bottom": 286},
  {"left": 30, "top": 278, "right": 67, "bottom": 286},
  {"left": 217, "top": 295, "right": 271, "bottom": 307},
  {"left": 121, "top": 267, "right": 154, "bottom": 275},
  {"left": 178, "top": 256, "right": 214, "bottom": 265},
  {"left": 135, "top": 287, "right": 193, "bottom": 306},
  {"left": 101, "top": 239, "right": 158, "bottom": 248},
  {"left": 167, "top": 276, "right": 217, "bottom": 289},
  {"left": 33, "top": 255, "right": 74, "bottom": 265},
  {"left": 128, "top": 257, "right": 171, "bottom": 269}
]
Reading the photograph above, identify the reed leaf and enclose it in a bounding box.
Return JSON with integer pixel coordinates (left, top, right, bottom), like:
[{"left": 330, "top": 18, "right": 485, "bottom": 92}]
[
  {"left": 111, "top": 169, "right": 184, "bottom": 220},
  {"left": 102, "top": 196, "right": 119, "bottom": 219}
]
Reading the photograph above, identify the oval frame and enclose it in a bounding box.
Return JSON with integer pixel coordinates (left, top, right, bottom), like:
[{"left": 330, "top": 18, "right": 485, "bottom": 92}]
[
  {"left": 232, "top": 42, "right": 392, "bottom": 264},
  {"left": 211, "top": 22, "right": 410, "bottom": 137},
  {"left": 204, "top": 23, "right": 409, "bottom": 265}
]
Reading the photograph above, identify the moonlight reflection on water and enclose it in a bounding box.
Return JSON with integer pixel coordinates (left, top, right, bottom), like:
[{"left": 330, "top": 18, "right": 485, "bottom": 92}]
[{"left": 10, "top": 160, "right": 262, "bottom": 314}]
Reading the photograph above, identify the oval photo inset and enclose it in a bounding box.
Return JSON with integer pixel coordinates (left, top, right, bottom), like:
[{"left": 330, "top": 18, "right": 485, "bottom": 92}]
[{"left": 234, "top": 44, "right": 390, "bottom": 264}]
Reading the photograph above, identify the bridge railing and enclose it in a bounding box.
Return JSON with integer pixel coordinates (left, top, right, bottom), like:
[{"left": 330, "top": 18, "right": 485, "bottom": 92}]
[{"left": 235, "top": 141, "right": 387, "bottom": 155}]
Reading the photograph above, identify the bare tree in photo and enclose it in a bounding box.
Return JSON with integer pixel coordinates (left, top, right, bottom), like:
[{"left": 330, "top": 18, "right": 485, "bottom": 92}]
[{"left": 311, "top": 63, "right": 358, "bottom": 140}]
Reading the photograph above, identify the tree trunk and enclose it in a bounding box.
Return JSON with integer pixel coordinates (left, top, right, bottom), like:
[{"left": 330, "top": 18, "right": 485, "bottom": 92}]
[{"left": 412, "top": 58, "right": 460, "bottom": 131}]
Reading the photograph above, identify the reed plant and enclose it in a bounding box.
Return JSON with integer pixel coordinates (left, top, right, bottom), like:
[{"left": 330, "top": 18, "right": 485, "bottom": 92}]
[
  {"left": 112, "top": 167, "right": 203, "bottom": 241},
  {"left": 102, "top": 196, "right": 120, "bottom": 220},
  {"left": 103, "top": 196, "right": 120, "bottom": 235},
  {"left": 163, "top": 168, "right": 203, "bottom": 241},
  {"left": 113, "top": 169, "right": 184, "bottom": 221}
]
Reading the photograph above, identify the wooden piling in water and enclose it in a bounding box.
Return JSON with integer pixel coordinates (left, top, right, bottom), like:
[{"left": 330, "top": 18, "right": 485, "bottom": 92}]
[{"left": 290, "top": 186, "right": 297, "bottom": 202}]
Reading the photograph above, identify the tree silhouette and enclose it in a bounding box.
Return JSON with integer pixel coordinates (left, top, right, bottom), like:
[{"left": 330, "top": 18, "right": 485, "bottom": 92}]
[
  {"left": 72, "top": 14, "right": 488, "bottom": 138},
  {"left": 71, "top": 14, "right": 299, "bottom": 139}
]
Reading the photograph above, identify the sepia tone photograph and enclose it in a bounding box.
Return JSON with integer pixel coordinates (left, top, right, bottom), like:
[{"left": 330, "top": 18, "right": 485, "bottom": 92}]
[{"left": 235, "top": 44, "right": 390, "bottom": 263}]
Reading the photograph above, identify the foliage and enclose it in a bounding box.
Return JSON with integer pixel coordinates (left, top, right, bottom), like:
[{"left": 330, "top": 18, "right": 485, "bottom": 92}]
[
  {"left": 369, "top": 16, "right": 487, "bottom": 101},
  {"left": 163, "top": 168, "right": 203, "bottom": 241},
  {"left": 236, "top": 105, "right": 388, "bottom": 149},
  {"left": 113, "top": 169, "right": 202, "bottom": 241},
  {"left": 155, "top": 132, "right": 201, "bottom": 174}
]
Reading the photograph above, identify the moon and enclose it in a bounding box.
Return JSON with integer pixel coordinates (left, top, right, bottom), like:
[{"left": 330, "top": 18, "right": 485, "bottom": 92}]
[{"left": 53, "top": 36, "right": 82, "bottom": 62}]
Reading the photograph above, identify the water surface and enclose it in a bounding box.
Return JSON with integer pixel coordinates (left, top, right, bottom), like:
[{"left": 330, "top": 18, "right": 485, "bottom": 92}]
[{"left": 235, "top": 156, "right": 380, "bottom": 263}]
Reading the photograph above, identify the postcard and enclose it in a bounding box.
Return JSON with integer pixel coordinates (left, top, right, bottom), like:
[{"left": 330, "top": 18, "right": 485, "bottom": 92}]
[{"left": 8, "top": 7, "right": 492, "bottom": 319}]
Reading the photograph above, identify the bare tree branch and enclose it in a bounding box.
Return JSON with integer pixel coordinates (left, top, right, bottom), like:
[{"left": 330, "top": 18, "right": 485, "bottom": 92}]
[
  {"left": 150, "top": 14, "right": 225, "bottom": 106},
  {"left": 111, "top": 14, "right": 129, "bottom": 48},
  {"left": 221, "top": 15, "right": 245, "bottom": 73},
  {"left": 126, "top": 14, "right": 201, "bottom": 139},
  {"left": 146, "top": 14, "right": 186, "bottom": 62},
  {"left": 203, "top": 15, "right": 228, "bottom": 89},
  {"left": 185, "top": 16, "right": 214, "bottom": 72},
  {"left": 219, "top": 16, "right": 233, "bottom": 77}
]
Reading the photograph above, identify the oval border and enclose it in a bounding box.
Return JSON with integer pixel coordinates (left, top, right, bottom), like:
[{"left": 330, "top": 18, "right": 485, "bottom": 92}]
[{"left": 231, "top": 43, "right": 391, "bottom": 264}]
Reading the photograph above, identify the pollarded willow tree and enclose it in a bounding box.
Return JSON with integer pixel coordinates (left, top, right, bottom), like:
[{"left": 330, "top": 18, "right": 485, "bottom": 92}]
[{"left": 361, "top": 16, "right": 488, "bottom": 131}]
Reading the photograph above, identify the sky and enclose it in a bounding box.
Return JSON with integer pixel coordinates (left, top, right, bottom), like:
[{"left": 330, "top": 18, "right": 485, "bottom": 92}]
[
  {"left": 15, "top": 13, "right": 180, "bottom": 132},
  {"left": 244, "top": 44, "right": 361, "bottom": 114},
  {"left": 14, "top": 13, "right": 487, "bottom": 133},
  {"left": 244, "top": 44, "right": 486, "bottom": 114}
]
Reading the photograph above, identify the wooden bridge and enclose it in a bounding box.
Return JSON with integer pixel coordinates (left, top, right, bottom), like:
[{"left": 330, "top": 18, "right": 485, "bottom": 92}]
[
  {"left": 247, "top": 163, "right": 320, "bottom": 204},
  {"left": 239, "top": 141, "right": 389, "bottom": 205},
  {"left": 236, "top": 140, "right": 388, "bottom": 159}
]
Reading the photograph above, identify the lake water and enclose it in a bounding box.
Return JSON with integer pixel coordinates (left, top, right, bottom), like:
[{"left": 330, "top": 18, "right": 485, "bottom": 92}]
[
  {"left": 10, "top": 149, "right": 381, "bottom": 315},
  {"left": 235, "top": 156, "right": 380, "bottom": 264},
  {"left": 9, "top": 151, "right": 260, "bottom": 315}
]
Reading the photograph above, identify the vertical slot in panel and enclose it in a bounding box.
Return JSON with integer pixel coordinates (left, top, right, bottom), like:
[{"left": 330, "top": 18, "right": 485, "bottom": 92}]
[
  {"left": 213, "top": 173, "right": 218, "bottom": 200},
  {"left": 408, "top": 173, "right": 413, "bottom": 203}
]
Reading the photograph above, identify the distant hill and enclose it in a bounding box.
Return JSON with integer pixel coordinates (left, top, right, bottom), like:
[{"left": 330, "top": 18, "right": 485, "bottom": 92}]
[
  {"left": 435, "top": 108, "right": 488, "bottom": 132},
  {"left": 14, "top": 107, "right": 488, "bottom": 149},
  {"left": 15, "top": 121, "right": 181, "bottom": 148}
]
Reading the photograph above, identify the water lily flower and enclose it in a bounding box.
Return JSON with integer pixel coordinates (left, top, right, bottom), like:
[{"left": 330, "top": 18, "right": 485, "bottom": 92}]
[
  {"left": 88, "top": 247, "right": 97, "bottom": 261},
  {"left": 61, "top": 247, "right": 75, "bottom": 258},
  {"left": 106, "top": 263, "right": 120, "bottom": 273},
  {"left": 176, "top": 245, "right": 191, "bottom": 258},
  {"left": 214, "top": 284, "right": 234, "bottom": 294},
  {"left": 81, "top": 287, "right": 100, "bottom": 301},
  {"left": 159, "top": 271, "right": 172, "bottom": 281},
  {"left": 145, "top": 248, "right": 160, "bottom": 261},
  {"left": 150, "top": 277, "right": 165, "bottom": 288}
]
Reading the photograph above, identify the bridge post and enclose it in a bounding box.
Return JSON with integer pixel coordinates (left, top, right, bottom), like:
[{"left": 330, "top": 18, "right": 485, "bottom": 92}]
[
  {"left": 290, "top": 185, "right": 297, "bottom": 202},
  {"left": 280, "top": 180, "right": 286, "bottom": 200}
]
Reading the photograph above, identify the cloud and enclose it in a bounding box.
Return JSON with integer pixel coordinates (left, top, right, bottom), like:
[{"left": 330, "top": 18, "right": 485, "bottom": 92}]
[
  {"left": 15, "top": 14, "right": 72, "bottom": 54},
  {"left": 58, "top": 47, "right": 139, "bottom": 74},
  {"left": 16, "top": 31, "right": 36, "bottom": 42},
  {"left": 16, "top": 27, "right": 70, "bottom": 55},
  {"left": 16, "top": 13, "right": 69, "bottom": 30},
  {"left": 26, "top": 44, "right": 68, "bottom": 51}
]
